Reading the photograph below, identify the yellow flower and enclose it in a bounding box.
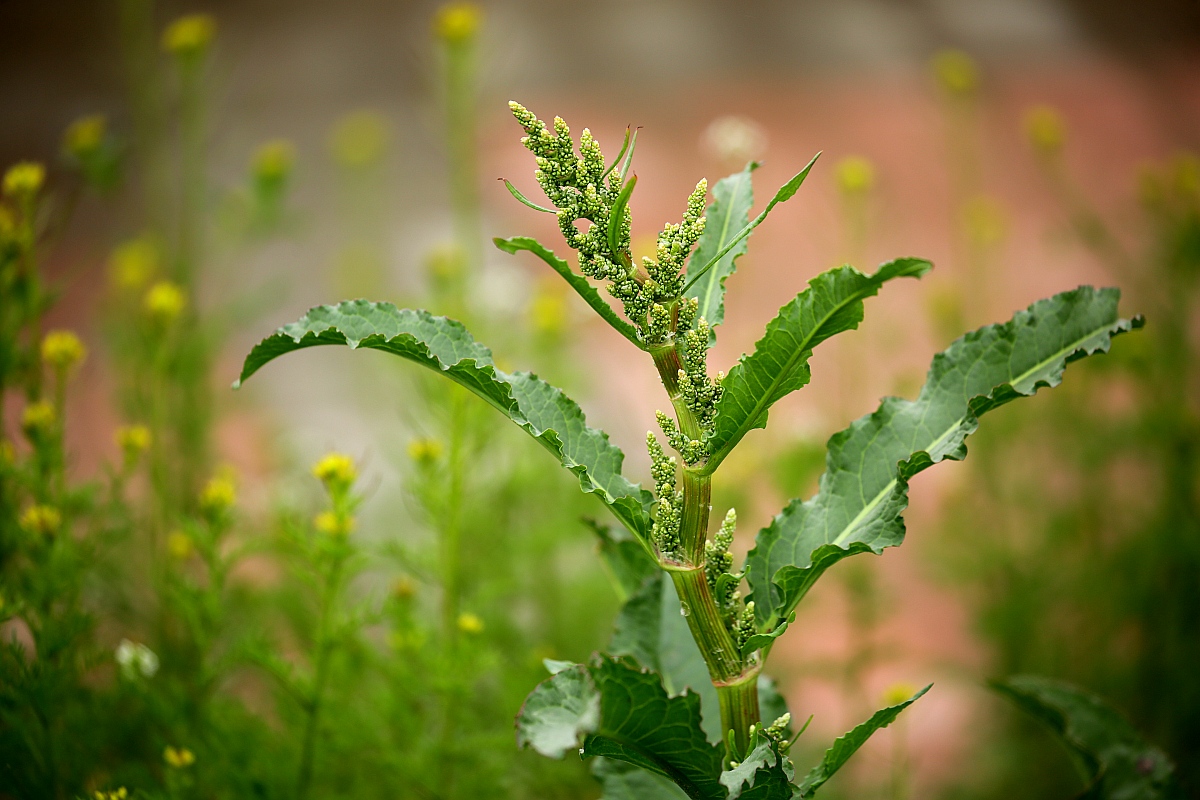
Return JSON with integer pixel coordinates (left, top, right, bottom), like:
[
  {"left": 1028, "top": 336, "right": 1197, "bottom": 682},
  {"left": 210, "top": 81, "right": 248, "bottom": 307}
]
[
  {"left": 63, "top": 115, "right": 106, "bottom": 159},
  {"left": 253, "top": 139, "right": 296, "bottom": 183},
  {"left": 0, "top": 439, "right": 14, "bottom": 467},
  {"left": 457, "top": 612, "right": 484, "bottom": 634},
  {"left": 931, "top": 49, "right": 978, "bottom": 95},
  {"left": 3, "top": 161, "right": 45, "bottom": 198},
  {"left": 164, "top": 745, "right": 196, "bottom": 768},
  {"left": 1023, "top": 106, "right": 1066, "bottom": 154},
  {"left": 21, "top": 401, "right": 55, "bottom": 438},
  {"left": 199, "top": 471, "right": 237, "bottom": 516},
  {"left": 530, "top": 280, "right": 567, "bottom": 336},
  {"left": 0, "top": 207, "right": 14, "bottom": 239},
  {"left": 392, "top": 575, "right": 417, "bottom": 599},
  {"left": 144, "top": 281, "right": 187, "bottom": 323},
  {"left": 329, "top": 111, "right": 389, "bottom": 169},
  {"left": 883, "top": 682, "right": 917, "bottom": 706},
  {"left": 434, "top": 2, "right": 483, "bottom": 44},
  {"left": 93, "top": 789, "right": 129, "bottom": 800},
  {"left": 835, "top": 156, "right": 875, "bottom": 195},
  {"left": 312, "top": 452, "right": 356, "bottom": 488},
  {"left": 109, "top": 236, "right": 160, "bottom": 291},
  {"left": 20, "top": 505, "right": 61, "bottom": 535},
  {"left": 162, "top": 14, "right": 216, "bottom": 57},
  {"left": 407, "top": 438, "right": 444, "bottom": 466},
  {"left": 115, "top": 424, "right": 152, "bottom": 462},
  {"left": 167, "top": 530, "right": 194, "bottom": 560},
  {"left": 41, "top": 330, "right": 87, "bottom": 370},
  {"left": 314, "top": 510, "right": 355, "bottom": 538},
  {"left": 425, "top": 242, "right": 465, "bottom": 282},
  {"left": 962, "top": 194, "right": 1007, "bottom": 248}
]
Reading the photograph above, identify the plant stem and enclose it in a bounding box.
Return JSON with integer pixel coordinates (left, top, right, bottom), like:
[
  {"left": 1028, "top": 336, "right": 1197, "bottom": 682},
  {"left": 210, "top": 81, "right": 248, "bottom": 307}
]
[
  {"left": 442, "top": 27, "right": 482, "bottom": 280},
  {"left": 297, "top": 556, "right": 343, "bottom": 800},
  {"left": 716, "top": 671, "right": 761, "bottom": 760}
]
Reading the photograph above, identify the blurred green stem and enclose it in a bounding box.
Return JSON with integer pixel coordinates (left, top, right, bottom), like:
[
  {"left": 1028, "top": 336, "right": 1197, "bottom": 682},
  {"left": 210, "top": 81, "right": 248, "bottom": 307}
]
[
  {"left": 296, "top": 553, "right": 345, "bottom": 800},
  {"left": 442, "top": 30, "right": 482, "bottom": 280}
]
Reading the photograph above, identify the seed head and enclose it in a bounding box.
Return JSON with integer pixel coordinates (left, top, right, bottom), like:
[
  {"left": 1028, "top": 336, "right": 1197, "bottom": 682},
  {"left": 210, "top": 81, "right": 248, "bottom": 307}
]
[{"left": 41, "top": 330, "right": 87, "bottom": 370}]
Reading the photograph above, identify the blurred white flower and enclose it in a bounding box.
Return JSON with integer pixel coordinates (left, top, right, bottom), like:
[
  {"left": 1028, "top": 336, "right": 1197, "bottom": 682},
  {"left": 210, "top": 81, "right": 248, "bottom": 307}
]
[
  {"left": 701, "top": 116, "right": 768, "bottom": 166},
  {"left": 115, "top": 638, "right": 159, "bottom": 679}
]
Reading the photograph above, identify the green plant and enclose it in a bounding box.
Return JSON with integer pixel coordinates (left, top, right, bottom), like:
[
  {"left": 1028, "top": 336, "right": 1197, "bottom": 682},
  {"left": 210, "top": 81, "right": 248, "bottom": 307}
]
[{"left": 234, "top": 102, "right": 1141, "bottom": 797}]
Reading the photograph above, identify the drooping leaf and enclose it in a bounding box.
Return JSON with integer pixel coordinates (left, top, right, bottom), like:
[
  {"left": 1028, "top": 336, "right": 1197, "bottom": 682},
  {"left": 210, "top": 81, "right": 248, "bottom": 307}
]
[
  {"left": 494, "top": 236, "right": 643, "bottom": 348},
  {"left": 747, "top": 287, "right": 1142, "bottom": 627},
  {"left": 588, "top": 519, "right": 660, "bottom": 603},
  {"left": 794, "top": 685, "right": 930, "bottom": 798},
  {"left": 703, "top": 258, "right": 932, "bottom": 473},
  {"left": 721, "top": 739, "right": 795, "bottom": 800},
  {"left": 739, "top": 611, "right": 794, "bottom": 657},
  {"left": 682, "top": 154, "right": 820, "bottom": 297},
  {"left": 235, "top": 301, "right": 654, "bottom": 541},
  {"left": 992, "top": 676, "right": 1186, "bottom": 800},
  {"left": 518, "top": 655, "right": 725, "bottom": 800},
  {"left": 685, "top": 162, "right": 758, "bottom": 338}
]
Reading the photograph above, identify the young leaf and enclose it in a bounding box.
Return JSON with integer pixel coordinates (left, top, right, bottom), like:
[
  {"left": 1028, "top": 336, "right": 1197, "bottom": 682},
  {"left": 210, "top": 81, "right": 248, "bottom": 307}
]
[
  {"left": 517, "top": 655, "right": 726, "bottom": 800},
  {"left": 992, "top": 676, "right": 1186, "bottom": 800},
  {"left": 588, "top": 519, "right": 660, "bottom": 603},
  {"left": 608, "top": 173, "right": 637, "bottom": 268},
  {"left": 235, "top": 301, "right": 654, "bottom": 541},
  {"left": 501, "top": 178, "right": 556, "bottom": 213},
  {"left": 684, "top": 162, "right": 758, "bottom": 338},
  {"left": 793, "top": 685, "right": 930, "bottom": 798},
  {"left": 720, "top": 739, "right": 795, "bottom": 800},
  {"left": 702, "top": 258, "right": 932, "bottom": 473},
  {"left": 747, "top": 286, "right": 1142, "bottom": 628},
  {"left": 494, "top": 236, "right": 643, "bottom": 348},
  {"left": 681, "top": 154, "right": 820, "bottom": 297}
]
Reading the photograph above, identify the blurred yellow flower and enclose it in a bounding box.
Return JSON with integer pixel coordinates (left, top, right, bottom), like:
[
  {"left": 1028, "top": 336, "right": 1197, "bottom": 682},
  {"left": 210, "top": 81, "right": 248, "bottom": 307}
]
[
  {"left": 329, "top": 111, "right": 389, "bottom": 169},
  {"left": 962, "top": 194, "right": 1008, "bottom": 248},
  {"left": 457, "top": 612, "right": 484, "bottom": 634},
  {"left": 931, "top": 49, "right": 978, "bottom": 95},
  {"left": 64, "top": 115, "right": 106, "bottom": 159},
  {"left": 425, "top": 242, "right": 465, "bottom": 283},
  {"left": 21, "top": 401, "right": 55, "bottom": 437},
  {"left": 163, "top": 14, "right": 216, "bottom": 57},
  {"left": 434, "top": 2, "right": 483, "bottom": 44},
  {"left": 835, "top": 156, "right": 875, "bottom": 194},
  {"left": 392, "top": 575, "right": 417, "bottom": 599},
  {"left": 41, "top": 330, "right": 87, "bottom": 370},
  {"left": 883, "top": 682, "right": 917, "bottom": 706},
  {"left": 144, "top": 281, "right": 187, "bottom": 323},
  {"left": 407, "top": 438, "right": 443, "bottom": 466},
  {"left": 254, "top": 139, "right": 296, "bottom": 183},
  {"left": 200, "top": 472, "right": 237, "bottom": 515},
  {"left": 0, "top": 439, "right": 14, "bottom": 466},
  {"left": 312, "top": 452, "right": 356, "bottom": 488},
  {"left": 167, "top": 530, "right": 194, "bottom": 560},
  {"left": 115, "top": 424, "right": 152, "bottom": 462},
  {"left": 314, "top": 510, "right": 355, "bottom": 538},
  {"left": 530, "top": 280, "right": 567, "bottom": 336},
  {"left": 109, "top": 236, "right": 160, "bottom": 291},
  {"left": 20, "top": 504, "right": 62, "bottom": 535},
  {"left": 1023, "top": 105, "right": 1066, "bottom": 155},
  {"left": 3, "top": 161, "right": 45, "bottom": 198},
  {"left": 93, "top": 789, "right": 129, "bottom": 800},
  {"left": 164, "top": 745, "right": 196, "bottom": 768}
]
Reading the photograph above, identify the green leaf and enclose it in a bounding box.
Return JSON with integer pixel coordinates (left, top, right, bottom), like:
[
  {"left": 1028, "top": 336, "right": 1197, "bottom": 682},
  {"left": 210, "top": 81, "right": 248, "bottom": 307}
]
[
  {"left": 685, "top": 162, "right": 758, "bottom": 339},
  {"left": 747, "top": 287, "right": 1142, "bottom": 627},
  {"left": 992, "top": 676, "right": 1186, "bottom": 800},
  {"left": 593, "top": 757, "right": 689, "bottom": 800},
  {"left": 681, "top": 154, "right": 820, "bottom": 297},
  {"left": 501, "top": 178, "right": 555, "bottom": 213},
  {"left": 494, "top": 236, "right": 643, "bottom": 348},
  {"left": 608, "top": 173, "right": 637, "bottom": 267},
  {"left": 235, "top": 301, "right": 654, "bottom": 541},
  {"left": 794, "top": 685, "right": 930, "bottom": 798},
  {"left": 703, "top": 258, "right": 932, "bottom": 473},
  {"left": 721, "top": 739, "right": 795, "bottom": 800},
  {"left": 588, "top": 519, "right": 660, "bottom": 603},
  {"left": 601, "top": 125, "right": 634, "bottom": 182},
  {"left": 518, "top": 655, "right": 726, "bottom": 800},
  {"left": 739, "top": 611, "right": 794, "bottom": 657}
]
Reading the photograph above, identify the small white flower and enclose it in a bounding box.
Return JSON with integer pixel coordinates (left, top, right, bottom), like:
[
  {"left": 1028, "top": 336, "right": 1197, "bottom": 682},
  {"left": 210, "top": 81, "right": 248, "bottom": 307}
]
[{"left": 115, "top": 638, "right": 159, "bottom": 679}]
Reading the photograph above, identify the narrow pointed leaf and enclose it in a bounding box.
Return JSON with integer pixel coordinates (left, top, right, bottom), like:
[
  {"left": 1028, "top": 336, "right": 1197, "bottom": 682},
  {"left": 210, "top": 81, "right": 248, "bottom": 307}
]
[
  {"left": 235, "top": 301, "right": 654, "bottom": 540},
  {"left": 608, "top": 173, "right": 637, "bottom": 266},
  {"left": 794, "top": 685, "right": 930, "bottom": 798},
  {"left": 494, "top": 236, "right": 643, "bottom": 348},
  {"left": 601, "top": 125, "right": 634, "bottom": 182},
  {"left": 501, "top": 178, "right": 556, "bottom": 213},
  {"left": 681, "top": 154, "right": 820, "bottom": 296},
  {"left": 685, "top": 162, "right": 758, "bottom": 338},
  {"left": 747, "top": 287, "right": 1142, "bottom": 627},
  {"left": 992, "top": 676, "right": 1185, "bottom": 800},
  {"left": 702, "top": 258, "right": 932, "bottom": 473}
]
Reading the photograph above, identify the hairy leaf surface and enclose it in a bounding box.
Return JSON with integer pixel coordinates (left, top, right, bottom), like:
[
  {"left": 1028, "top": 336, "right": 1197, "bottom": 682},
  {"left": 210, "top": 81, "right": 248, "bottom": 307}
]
[
  {"left": 993, "top": 676, "right": 1185, "bottom": 800},
  {"left": 703, "top": 259, "right": 932, "bottom": 472},
  {"left": 236, "top": 301, "right": 654, "bottom": 540},
  {"left": 685, "top": 162, "right": 757, "bottom": 338},
  {"left": 747, "top": 287, "right": 1141, "bottom": 626},
  {"left": 794, "top": 685, "right": 930, "bottom": 798}
]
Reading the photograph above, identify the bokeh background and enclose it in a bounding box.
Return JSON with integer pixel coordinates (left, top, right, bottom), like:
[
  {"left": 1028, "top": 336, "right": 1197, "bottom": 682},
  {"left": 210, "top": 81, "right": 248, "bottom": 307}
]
[{"left": 2, "top": 0, "right": 1198, "bottom": 797}]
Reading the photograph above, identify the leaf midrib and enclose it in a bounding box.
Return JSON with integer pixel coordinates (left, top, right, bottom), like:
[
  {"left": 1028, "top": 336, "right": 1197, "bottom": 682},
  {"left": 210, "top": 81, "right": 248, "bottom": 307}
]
[
  {"left": 697, "top": 171, "right": 750, "bottom": 321},
  {"left": 589, "top": 733, "right": 709, "bottom": 800}
]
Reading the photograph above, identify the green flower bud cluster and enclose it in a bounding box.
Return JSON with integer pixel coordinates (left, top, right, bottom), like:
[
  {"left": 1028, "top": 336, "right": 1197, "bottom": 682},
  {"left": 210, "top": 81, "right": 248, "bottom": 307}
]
[
  {"left": 704, "top": 509, "right": 741, "bottom": 616},
  {"left": 646, "top": 432, "right": 681, "bottom": 556},
  {"left": 509, "top": 102, "right": 709, "bottom": 343},
  {"left": 677, "top": 316, "right": 724, "bottom": 430},
  {"left": 655, "top": 410, "right": 705, "bottom": 465},
  {"left": 734, "top": 601, "right": 756, "bottom": 653}
]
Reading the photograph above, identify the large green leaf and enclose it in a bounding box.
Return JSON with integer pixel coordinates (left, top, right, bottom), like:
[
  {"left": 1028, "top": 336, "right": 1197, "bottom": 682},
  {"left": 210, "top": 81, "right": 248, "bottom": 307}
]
[
  {"left": 516, "top": 655, "right": 725, "bottom": 800},
  {"left": 494, "top": 236, "right": 644, "bottom": 348},
  {"left": 235, "top": 301, "right": 654, "bottom": 540},
  {"left": 685, "top": 162, "right": 757, "bottom": 338},
  {"left": 593, "top": 757, "right": 689, "bottom": 800},
  {"left": 589, "top": 520, "right": 660, "bottom": 603},
  {"left": 794, "top": 685, "right": 930, "bottom": 798},
  {"left": 747, "top": 287, "right": 1141, "bottom": 627},
  {"left": 702, "top": 259, "right": 932, "bottom": 473},
  {"left": 993, "top": 676, "right": 1186, "bottom": 800},
  {"left": 721, "top": 740, "right": 795, "bottom": 800}
]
